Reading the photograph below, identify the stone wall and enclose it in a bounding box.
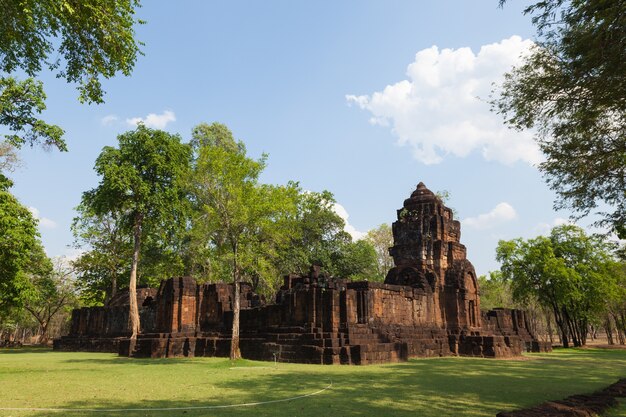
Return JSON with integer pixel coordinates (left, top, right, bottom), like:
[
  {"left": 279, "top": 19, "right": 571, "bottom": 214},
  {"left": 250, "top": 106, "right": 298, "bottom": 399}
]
[{"left": 54, "top": 287, "right": 157, "bottom": 352}]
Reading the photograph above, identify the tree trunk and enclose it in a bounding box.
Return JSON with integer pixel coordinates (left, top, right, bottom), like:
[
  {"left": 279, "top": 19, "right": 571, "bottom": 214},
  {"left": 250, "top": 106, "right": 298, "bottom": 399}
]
[
  {"left": 230, "top": 243, "right": 242, "bottom": 360},
  {"left": 111, "top": 273, "right": 117, "bottom": 300},
  {"left": 605, "top": 316, "right": 614, "bottom": 345},
  {"left": 128, "top": 213, "right": 143, "bottom": 342},
  {"left": 546, "top": 310, "right": 554, "bottom": 345},
  {"left": 552, "top": 304, "right": 569, "bottom": 348},
  {"left": 38, "top": 321, "right": 49, "bottom": 345}
]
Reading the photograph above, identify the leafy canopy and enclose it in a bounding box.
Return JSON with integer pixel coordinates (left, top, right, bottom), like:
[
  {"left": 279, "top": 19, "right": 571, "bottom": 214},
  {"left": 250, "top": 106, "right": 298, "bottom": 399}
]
[
  {"left": 364, "top": 223, "right": 394, "bottom": 281},
  {"left": 191, "top": 130, "right": 298, "bottom": 290},
  {"left": 493, "top": 0, "right": 626, "bottom": 236},
  {"left": 0, "top": 0, "right": 143, "bottom": 150},
  {"left": 85, "top": 125, "right": 191, "bottom": 231},
  {"left": 496, "top": 224, "right": 618, "bottom": 346},
  {"left": 0, "top": 175, "right": 42, "bottom": 315}
]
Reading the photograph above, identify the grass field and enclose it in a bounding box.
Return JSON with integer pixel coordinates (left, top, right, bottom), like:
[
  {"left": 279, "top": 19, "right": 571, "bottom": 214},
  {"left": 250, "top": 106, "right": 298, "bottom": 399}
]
[{"left": 0, "top": 348, "right": 625, "bottom": 417}]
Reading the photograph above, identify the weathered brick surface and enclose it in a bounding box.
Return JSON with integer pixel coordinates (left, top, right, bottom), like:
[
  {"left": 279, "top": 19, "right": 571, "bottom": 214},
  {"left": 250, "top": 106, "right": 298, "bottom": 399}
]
[{"left": 55, "top": 183, "right": 550, "bottom": 363}]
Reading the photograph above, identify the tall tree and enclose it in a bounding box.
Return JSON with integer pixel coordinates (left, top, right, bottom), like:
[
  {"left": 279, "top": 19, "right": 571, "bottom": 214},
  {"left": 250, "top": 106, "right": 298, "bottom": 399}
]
[
  {"left": 0, "top": 0, "right": 143, "bottom": 150},
  {"left": 81, "top": 125, "right": 191, "bottom": 342},
  {"left": 23, "top": 256, "right": 76, "bottom": 344},
  {"left": 191, "top": 127, "right": 297, "bottom": 359},
  {"left": 493, "top": 0, "right": 626, "bottom": 236},
  {"left": 0, "top": 174, "right": 40, "bottom": 315},
  {"left": 496, "top": 224, "right": 617, "bottom": 347}
]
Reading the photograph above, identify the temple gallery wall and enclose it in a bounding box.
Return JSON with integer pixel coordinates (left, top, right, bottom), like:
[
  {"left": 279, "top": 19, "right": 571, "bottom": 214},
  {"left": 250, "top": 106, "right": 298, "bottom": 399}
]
[{"left": 55, "top": 183, "right": 551, "bottom": 364}]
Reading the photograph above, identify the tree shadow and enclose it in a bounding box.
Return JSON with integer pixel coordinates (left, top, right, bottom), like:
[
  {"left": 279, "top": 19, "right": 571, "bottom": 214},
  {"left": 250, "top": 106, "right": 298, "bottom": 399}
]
[
  {"left": 0, "top": 347, "right": 53, "bottom": 354},
  {"left": 9, "top": 349, "right": 626, "bottom": 417}
]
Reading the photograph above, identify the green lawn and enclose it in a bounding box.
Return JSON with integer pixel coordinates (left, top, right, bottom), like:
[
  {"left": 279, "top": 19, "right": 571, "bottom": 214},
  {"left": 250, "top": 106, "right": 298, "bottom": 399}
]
[{"left": 0, "top": 348, "right": 624, "bottom": 417}]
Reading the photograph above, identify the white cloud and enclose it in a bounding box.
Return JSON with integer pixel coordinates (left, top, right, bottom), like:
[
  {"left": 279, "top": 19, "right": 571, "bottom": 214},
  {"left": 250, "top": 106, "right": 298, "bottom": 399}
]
[
  {"left": 100, "top": 114, "right": 119, "bottom": 126},
  {"left": 28, "top": 206, "right": 57, "bottom": 229},
  {"left": 333, "top": 203, "right": 366, "bottom": 240},
  {"left": 346, "top": 36, "right": 542, "bottom": 165},
  {"left": 126, "top": 110, "right": 176, "bottom": 129},
  {"left": 532, "top": 217, "right": 573, "bottom": 235},
  {"left": 463, "top": 202, "right": 517, "bottom": 230},
  {"left": 62, "top": 248, "right": 85, "bottom": 263}
]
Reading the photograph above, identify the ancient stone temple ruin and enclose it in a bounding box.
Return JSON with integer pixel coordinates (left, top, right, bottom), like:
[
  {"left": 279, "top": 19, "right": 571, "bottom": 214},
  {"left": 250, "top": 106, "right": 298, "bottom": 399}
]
[{"left": 55, "top": 183, "right": 551, "bottom": 364}]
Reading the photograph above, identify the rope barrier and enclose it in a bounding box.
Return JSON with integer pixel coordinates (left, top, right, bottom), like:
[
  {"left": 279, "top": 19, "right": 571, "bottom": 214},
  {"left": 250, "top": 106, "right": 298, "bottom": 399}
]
[{"left": 0, "top": 381, "right": 332, "bottom": 413}]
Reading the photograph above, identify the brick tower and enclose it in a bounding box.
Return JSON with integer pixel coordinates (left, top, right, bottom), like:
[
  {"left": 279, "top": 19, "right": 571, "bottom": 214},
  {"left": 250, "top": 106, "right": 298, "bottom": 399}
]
[{"left": 384, "top": 182, "right": 481, "bottom": 331}]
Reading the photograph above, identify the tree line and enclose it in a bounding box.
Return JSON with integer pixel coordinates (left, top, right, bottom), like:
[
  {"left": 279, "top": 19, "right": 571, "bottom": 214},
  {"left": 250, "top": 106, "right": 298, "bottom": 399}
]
[{"left": 481, "top": 225, "right": 626, "bottom": 348}]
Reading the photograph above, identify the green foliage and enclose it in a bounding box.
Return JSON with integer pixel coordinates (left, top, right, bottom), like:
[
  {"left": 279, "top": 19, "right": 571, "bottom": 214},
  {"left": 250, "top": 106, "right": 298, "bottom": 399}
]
[
  {"left": 0, "top": 0, "right": 143, "bottom": 104},
  {"left": 190, "top": 122, "right": 243, "bottom": 154},
  {"left": 0, "top": 174, "right": 41, "bottom": 315},
  {"left": 477, "top": 271, "right": 516, "bottom": 311},
  {"left": 23, "top": 257, "right": 77, "bottom": 343},
  {"left": 71, "top": 208, "right": 131, "bottom": 305},
  {"left": 190, "top": 127, "right": 298, "bottom": 294},
  {"left": 0, "top": 0, "right": 143, "bottom": 149},
  {"left": 274, "top": 190, "right": 379, "bottom": 281},
  {"left": 84, "top": 125, "right": 192, "bottom": 248},
  {"left": 0, "top": 77, "right": 65, "bottom": 150},
  {"left": 331, "top": 239, "right": 378, "bottom": 281},
  {"left": 72, "top": 122, "right": 379, "bottom": 303},
  {"left": 604, "top": 260, "right": 626, "bottom": 343},
  {"left": 494, "top": 0, "right": 626, "bottom": 236},
  {"left": 496, "top": 224, "right": 618, "bottom": 347},
  {"left": 276, "top": 190, "right": 346, "bottom": 276},
  {"left": 365, "top": 223, "right": 394, "bottom": 281},
  {"left": 0, "top": 181, "right": 73, "bottom": 342}
]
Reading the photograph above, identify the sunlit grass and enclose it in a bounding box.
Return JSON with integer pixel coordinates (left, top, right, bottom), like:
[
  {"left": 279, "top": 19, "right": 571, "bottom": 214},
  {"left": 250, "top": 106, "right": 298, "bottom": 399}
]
[
  {"left": 607, "top": 402, "right": 626, "bottom": 417},
  {"left": 0, "top": 347, "right": 624, "bottom": 417}
]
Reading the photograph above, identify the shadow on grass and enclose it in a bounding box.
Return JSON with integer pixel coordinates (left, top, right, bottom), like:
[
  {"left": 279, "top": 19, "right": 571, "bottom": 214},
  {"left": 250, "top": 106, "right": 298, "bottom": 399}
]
[
  {"left": 60, "top": 356, "right": 265, "bottom": 367},
  {"left": 0, "top": 347, "right": 53, "bottom": 354},
  {"left": 10, "top": 349, "right": 626, "bottom": 417}
]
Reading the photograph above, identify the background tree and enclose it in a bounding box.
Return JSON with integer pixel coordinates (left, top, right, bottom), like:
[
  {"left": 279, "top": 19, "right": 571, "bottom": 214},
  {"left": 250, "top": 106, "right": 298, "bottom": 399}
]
[
  {"left": 0, "top": 174, "right": 40, "bottom": 315},
  {"left": 23, "top": 256, "right": 76, "bottom": 344},
  {"left": 365, "top": 223, "right": 394, "bottom": 281},
  {"left": 0, "top": 0, "right": 143, "bottom": 150},
  {"left": 191, "top": 129, "right": 297, "bottom": 360},
  {"left": 330, "top": 239, "right": 378, "bottom": 281},
  {"left": 275, "top": 190, "right": 378, "bottom": 281},
  {"left": 80, "top": 125, "right": 191, "bottom": 341},
  {"left": 496, "top": 224, "right": 617, "bottom": 347},
  {"left": 275, "top": 190, "right": 346, "bottom": 276},
  {"left": 71, "top": 208, "right": 131, "bottom": 305},
  {"left": 478, "top": 270, "right": 553, "bottom": 340},
  {"left": 0, "top": 142, "right": 20, "bottom": 173},
  {"left": 605, "top": 261, "right": 626, "bottom": 344},
  {"left": 477, "top": 271, "right": 515, "bottom": 311},
  {"left": 493, "top": 0, "right": 626, "bottom": 236}
]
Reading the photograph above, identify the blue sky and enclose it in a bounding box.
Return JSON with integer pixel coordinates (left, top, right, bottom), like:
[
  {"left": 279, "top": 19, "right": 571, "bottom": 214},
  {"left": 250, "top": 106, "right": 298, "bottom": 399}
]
[{"left": 7, "top": 1, "right": 592, "bottom": 276}]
